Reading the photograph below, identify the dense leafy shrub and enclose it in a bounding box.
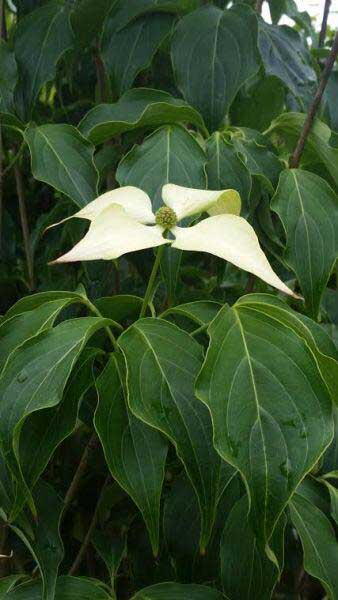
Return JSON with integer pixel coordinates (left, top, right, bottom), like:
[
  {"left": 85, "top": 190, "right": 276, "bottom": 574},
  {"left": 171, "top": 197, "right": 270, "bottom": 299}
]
[{"left": 0, "top": 0, "right": 338, "bottom": 598}]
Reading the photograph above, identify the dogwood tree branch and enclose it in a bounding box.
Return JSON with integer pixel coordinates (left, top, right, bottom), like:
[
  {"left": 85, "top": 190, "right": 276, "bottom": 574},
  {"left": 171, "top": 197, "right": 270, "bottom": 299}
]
[{"left": 289, "top": 31, "right": 338, "bottom": 169}]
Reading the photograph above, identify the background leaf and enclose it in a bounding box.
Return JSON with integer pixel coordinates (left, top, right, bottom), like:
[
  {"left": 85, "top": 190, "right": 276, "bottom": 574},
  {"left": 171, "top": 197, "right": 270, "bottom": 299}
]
[
  {"left": 132, "top": 582, "right": 224, "bottom": 599},
  {"left": 271, "top": 169, "right": 338, "bottom": 318},
  {"left": 0, "top": 41, "right": 18, "bottom": 114},
  {"left": 95, "top": 355, "right": 168, "bottom": 555},
  {"left": 101, "top": 13, "right": 175, "bottom": 97},
  {"left": 14, "top": 0, "right": 74, "bottom": 120},
  {"left": 79, "top": 88, "right": 206, "bottom": 144},
  {"left": 290, "top": 491, "right": 338, "bottom": 598},
  {"left": 171, "top": 4, "right": 260, "bottom": 131},
  {"left": 25, "top": 124, "right": 98, "bottom": 208}
]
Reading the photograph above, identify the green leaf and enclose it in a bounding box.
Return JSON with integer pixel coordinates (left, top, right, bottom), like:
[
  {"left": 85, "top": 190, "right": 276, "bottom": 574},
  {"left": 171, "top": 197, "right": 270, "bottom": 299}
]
[
  {"left": 271, "top": 169, "right": 338, "bottom": 319},
  {"left": 235, "top": 294, "right": 338, "bottom": 405},
  {"left": 196, "top": 301, "right": 333, "bottom": 548},
  {"left": 108, "top": 0, "right": 198, "bottom": 30},
  {"left": 324, "top": 72, "right": 338, "bottom": 133},
  {"left": 10, "top": 482, "right": 63, "bottom": 600},
  {"left": 267, "top": 112, "right": 338, "bottom": 190},
  {"left": 161, "top": 300, "right": 222, "bottom": 328},
  {"left": 4, "top": 289, "right": 87, "bottom": 319},
  {"left": 0, "top": 41, "right": 18, "bottom": 114},
  {"left": 0, "top": 316, "right": 109, "bottom": 518},
  {"left": 119, "top": 318, "right": 223, "bottom": 552},
  {"left": 0, "top": 576, "right": 25, "bottom": 596},
  {"left": 220, "top": 496, "right": 286, "bottom": 600},
  {"left": 258, "top": 22, "right": 316, "bottom": 107},
  {"left": 132, "top": 583, "right": 224, "bottom": 600},
  {"left": 290, "top": 492, "right": 338, "bottom": 598},
  {"left": 14, "top": 0, "right": 74, "bottom": 120},
  {"left": 25, "top": 124, "right": 98, "bottom": 208},
  {"left": 0, "top": 297, "right": 85, "bottom": 374},
  {"left": 319, "top": 476, "right": 338, "bottom": 526},
  {"left": 230, "top": 128, "right": 283, "bottom": 192},
  {"left": 205, "top": 133, "right": 252, "bottom": 216},
  {"left": 171, "top": 4, "right": 260, "bottom": 131},
  {"left": 102, "top": 14, "right": 175, "bottom": 97},
  {"left": 94, "top": 355, "right": 168, "bottom": 555},
  {"left": 92, "top": 529, "right": 126, "bottom": 591},
  {"left": 79, "top": 88, "right": 206, "bottom": 145},
  {"left": 20, "top": 347, "right": 100, "bottom": 493},
  {"left": 71, "top": 0, "right": 114, "bottom": 47},
  {"left": 95, "top": 294, "right": 143, "bottom": 322},
  {"left": 116, "top": 124, "right": 206, "bottom": 298},
  {"left": 117, "top": 124, "right": 206, "bottom": 212},
  {"left": 230, "top": 75, "right": 285, "bottom": 133},
  {"left": 5, "top": 576, "right": 114, "bottom": 599}
]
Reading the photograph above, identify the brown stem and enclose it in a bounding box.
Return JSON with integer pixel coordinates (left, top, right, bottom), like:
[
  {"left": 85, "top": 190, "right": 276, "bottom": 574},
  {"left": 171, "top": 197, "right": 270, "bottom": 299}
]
[
  {"left": 14, "top": 162, "right": 35, "bottom": 291},
  {"left": 63, "top": 433, "right": 99, "bottom": 518},
  {"left": 255, "top": 0, "right": 263, "bottom": 14},
  {"left": 68, "top": 474, "right": 110, "bottom": 575},
  {"left": 318, "top": 0, "right": 331, "bottom": 48},
  {"left": 289, "top": 31, "right": 338, "bottom": 169}
]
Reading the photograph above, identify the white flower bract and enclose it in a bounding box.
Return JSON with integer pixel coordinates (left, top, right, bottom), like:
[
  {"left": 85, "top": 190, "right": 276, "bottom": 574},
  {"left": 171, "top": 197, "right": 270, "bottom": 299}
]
[{"left": 50, "top": 184, "right": 297, "bottom": 297}]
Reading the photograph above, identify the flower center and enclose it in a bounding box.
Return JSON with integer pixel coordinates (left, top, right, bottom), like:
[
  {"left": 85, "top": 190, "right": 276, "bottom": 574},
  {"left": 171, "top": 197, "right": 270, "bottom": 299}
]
[{"left": 155, "top": 206, "right": 178, "bottom": 229}]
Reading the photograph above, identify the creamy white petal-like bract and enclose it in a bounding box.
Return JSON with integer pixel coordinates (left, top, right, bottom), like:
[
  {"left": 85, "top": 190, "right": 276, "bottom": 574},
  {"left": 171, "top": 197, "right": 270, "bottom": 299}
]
[
  {"left": 172, "top": 214, "right": 297, "bottom": 297},
  {"left": 48, "top": 186, "right": 155, "bottom": 230},
  {"left": 162, "top": 184, "right": 241, "bottom": 220},
  {"left": 51, "top": 204, "right": 167, "bottom": 263}
]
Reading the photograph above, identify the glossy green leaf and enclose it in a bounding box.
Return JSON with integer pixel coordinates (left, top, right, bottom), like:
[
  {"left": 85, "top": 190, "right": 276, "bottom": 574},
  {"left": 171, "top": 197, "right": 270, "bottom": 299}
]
[
  {"left": 71, "top": 0, "right": 114, "bottom": 47},
  {"left": 0, "top": 316, "right": 108, "bottom": 518},
  {"left": 20, "top": 347, "right": 100, "bottom": 493},
  {"left": 119, "top": 318, "right": 223, "bottom": 551},
  {"left": 79, "top": 88, "right": 206, "bottom": 145},
  {"left": 95, "top": 355, "right": 167, "bottom": 555},
  {"left": 220, "top": 496, "right": 286, "bottom": 600},
  {"left": 117, "top": 124, "right": 206, "bottom": 297},
  {"left": 14, "top": 0, "right": 73, "bottom": 120},
  {"left": 231, "top": 128, "right": 283, "bottom": 192},
  {"left": 271, "top": 169, "right": 338, "bottom": 318},
  {"left": 171, "top": 4, "right": 260, "bottom": 131},
  {"left": 10, "top": 482, "right": 63, "bottom": 600},
  {"left": 0, "top": 576, "right": 25, "bottom": 596},
  {"left": 258, "top": 22, "right": 316, "bottom": 107},
  {"left": 108, "top": 0, "right": 198, "bottom": 30},
  {"left": 5, "top": 576, "right": 113, "bottom": 599},
  {"left": 4, "top": 289, "right": 87, "bottom": 319},
  {"left": 325, "top": 72, "right": 338, "bottom": 133},
  {"left": 0, "top": 41, "right": 17, "bottom": 114},
  {"left": 319, "top": 476, "right": 338, "bottom": 526},
  {"left": 267, "top": 112, "right": 338, "bottom": 190},
  {"left": 132, "top": 582, "right": 224, "bottom": 600},
  {"left": 236, "top": 294, "right": 338, "bottom": 405},
  {"left": 162, "top": 300, "right": 222, "bottom": 328},
  {"left": 0, "top": 297, "right": 84, "bottom": 374},
  {"left": 25, "top": 124, "right": 98, "bottom": 208},
  {"left": 95, "top": 295, "right": 143, "bottom": 322},
  {"left": 196, "top": 301, "right": 333, "bottom": 548},
  {"left": 290, "top": 492, "right": 338, "bottom": 598},
  {"left": 92, "top": 529, "right": 126, "bottom": 591},
  {"left": 206, "top": 133, "right": 251, "bottom": 216},
  {"left": 102, "top": 14, "right": 175, "bottom": 97},
  {"left": 230, "top": 75, "right": 285, "bottom": 133}
]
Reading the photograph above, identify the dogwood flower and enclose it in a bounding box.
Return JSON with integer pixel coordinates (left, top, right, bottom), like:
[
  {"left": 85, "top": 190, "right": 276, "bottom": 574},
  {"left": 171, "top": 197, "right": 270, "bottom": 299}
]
[{"left": 50, "top": 184, "right": 296, "bottom": 297}]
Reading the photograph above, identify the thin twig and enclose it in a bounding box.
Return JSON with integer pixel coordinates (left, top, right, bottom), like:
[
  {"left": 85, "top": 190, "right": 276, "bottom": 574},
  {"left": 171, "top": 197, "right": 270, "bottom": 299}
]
[
  {"left": 14, "top": 162, "right": 35, "bottom": 291},
  {"left": 319, "top": 0, "right": 331, "bottom": 48},
  {"left": 289, "top": 32, "right": 338, "bottom": 169},
  {"left": 68, "top": 474, "right": 110, "bottom": 575},
  {"left": 63, "top": 433, "right": 99, "bottom": 518},
  {"left": 2, "top": 140, "right": 25, "bottom": 179}
]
